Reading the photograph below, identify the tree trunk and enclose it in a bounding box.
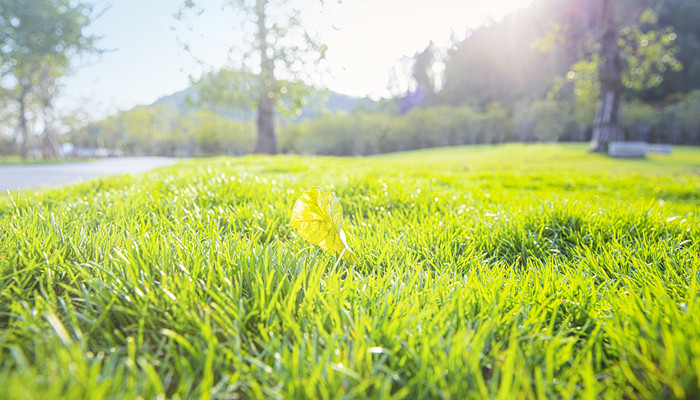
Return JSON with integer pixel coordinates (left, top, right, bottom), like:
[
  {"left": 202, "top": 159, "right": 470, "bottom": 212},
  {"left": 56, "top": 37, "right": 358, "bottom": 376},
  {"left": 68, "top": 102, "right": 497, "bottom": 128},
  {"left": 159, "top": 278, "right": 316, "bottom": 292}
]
[
  {"left": 18, "top": 85, "right": 31, "bottom": 160},
  {"left": 252, "top": 0, "right": 279, "bottom": 154},
  {"left": 40, "top": 67, "right": 60, "bottom": 159},
  {"left": 254, "top": 95, "right": 278, "bottom": 154},
  {"left": 41, "top": 97, "right": 60, "bottom": 159},
  {"left": 590, "top": 0, "right": 624, "bottom": 152}
]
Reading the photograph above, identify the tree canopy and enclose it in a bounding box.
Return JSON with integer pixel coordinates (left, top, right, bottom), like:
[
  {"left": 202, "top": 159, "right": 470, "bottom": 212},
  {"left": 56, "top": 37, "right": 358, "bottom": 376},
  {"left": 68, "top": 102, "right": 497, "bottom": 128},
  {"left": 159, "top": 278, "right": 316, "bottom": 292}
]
[
  {"left": 177, "top": 0, "right": 330, "bottom": 154},
  {"left": 0, "top": 0, "right": 100, "bottom": 158}
]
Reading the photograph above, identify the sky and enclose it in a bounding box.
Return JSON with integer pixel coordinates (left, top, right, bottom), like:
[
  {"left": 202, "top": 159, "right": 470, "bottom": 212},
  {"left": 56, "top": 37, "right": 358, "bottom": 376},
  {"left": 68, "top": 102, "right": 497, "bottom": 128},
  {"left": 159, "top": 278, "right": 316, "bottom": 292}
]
[{"left": 59, "top": 0, "right": 535, "bottom": 118}]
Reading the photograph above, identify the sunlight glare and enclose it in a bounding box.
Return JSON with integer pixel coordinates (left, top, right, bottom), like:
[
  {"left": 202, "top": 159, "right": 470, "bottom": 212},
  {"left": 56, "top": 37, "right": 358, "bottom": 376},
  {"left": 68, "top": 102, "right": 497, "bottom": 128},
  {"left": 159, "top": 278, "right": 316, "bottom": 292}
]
[{"left": 313, "top": 0, "right": 536, "bottom": 99}]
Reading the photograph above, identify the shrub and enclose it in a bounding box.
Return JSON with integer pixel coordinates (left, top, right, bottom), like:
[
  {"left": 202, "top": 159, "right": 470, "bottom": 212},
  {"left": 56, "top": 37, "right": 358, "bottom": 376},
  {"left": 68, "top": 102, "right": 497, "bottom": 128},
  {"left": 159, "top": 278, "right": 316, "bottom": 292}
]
[
  {"left": 514, "top": 100, "right": 569, "bottom": 142},
  {"left": 662, "top": 90, "right": 700, "bottom": 144},
  {"left": 622, "top": 100, "right": 661, "bottom": 142}
]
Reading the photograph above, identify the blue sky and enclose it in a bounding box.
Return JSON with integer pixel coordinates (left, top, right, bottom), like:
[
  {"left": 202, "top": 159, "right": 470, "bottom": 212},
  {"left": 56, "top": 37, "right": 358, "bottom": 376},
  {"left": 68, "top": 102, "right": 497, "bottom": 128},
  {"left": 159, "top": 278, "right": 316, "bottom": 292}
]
[{"left": 59, "top": 0, "right": 534, "bottom": 118}]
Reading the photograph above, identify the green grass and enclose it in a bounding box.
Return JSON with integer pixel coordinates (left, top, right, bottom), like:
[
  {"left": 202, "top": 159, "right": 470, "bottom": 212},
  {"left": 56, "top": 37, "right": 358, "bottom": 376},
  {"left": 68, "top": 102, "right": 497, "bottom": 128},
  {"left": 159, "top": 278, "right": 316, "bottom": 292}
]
[
  {"left": 1, "top": 143, "right": 699, "bottom": 399},
  {"left": 0, "top": 156, "right": 95, "bottom": 165}
]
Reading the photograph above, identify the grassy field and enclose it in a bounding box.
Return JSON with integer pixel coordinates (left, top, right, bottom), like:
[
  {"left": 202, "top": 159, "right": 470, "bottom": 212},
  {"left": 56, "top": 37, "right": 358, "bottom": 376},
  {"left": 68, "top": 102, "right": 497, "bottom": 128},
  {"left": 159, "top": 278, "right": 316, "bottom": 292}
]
[
  {"left": 0, "top": 156, "right": 94, "bottom": 166},
  {"left": 1, "top": 143, "right": 699, "bottom": 399}
]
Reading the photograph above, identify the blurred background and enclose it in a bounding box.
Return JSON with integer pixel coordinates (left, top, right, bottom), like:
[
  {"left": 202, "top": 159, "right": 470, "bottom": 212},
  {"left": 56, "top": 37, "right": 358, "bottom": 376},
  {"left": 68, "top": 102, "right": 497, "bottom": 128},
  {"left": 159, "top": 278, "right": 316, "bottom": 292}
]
[{"left": 1, "top": 0, "right": 699, "bottom": 160}]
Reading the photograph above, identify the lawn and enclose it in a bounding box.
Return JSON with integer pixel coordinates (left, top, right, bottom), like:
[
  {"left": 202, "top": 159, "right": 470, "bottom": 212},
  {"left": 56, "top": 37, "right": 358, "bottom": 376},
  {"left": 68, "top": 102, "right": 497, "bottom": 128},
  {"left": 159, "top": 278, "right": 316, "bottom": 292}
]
[
  {"left": 1, "top": 143, "right": 698, "bottom": 399},
  {"left": 0, "top": 156, "right": 94, "bottom": 166}
]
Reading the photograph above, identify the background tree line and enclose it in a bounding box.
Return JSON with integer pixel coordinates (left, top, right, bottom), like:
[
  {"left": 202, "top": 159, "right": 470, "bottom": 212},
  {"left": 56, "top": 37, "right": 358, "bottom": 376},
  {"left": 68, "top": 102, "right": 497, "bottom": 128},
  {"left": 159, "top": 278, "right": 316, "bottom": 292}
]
[
  {"left": 3, "top": 0, "right": 700, "bottom": 158},
  {"left": 68, "top": 87, "right": 700, "bottom": 157}
]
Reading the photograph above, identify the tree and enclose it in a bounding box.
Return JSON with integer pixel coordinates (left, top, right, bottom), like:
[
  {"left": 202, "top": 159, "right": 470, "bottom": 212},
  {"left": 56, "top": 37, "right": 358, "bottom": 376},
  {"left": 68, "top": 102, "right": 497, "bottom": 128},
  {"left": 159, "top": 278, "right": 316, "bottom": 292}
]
[
  {"left": 177, "top": 0, "right": 330, "bottom": 154},
  {"left": 0, "top": 0, "right": 101, "bottom": 159},
  {"left": 530, "top": 0, "right": 679, "bottom": 151},
  {"left": 394, "top": 42, "right": 437, "bottom": 114},
  {"left": 589, "top": 0, "right": 623, "bottom": 151},
  {"left": 441, "top": 5, "right": 567, "bottom": 108},
  {"left": 589, "top": 0, "right": 680, "bottom": 151},
  {"left": 412, "top": 42, "right": 436, "bottom": 99},
  {"left": 639, "top": 0, "right": 700, "bottom": 99}
]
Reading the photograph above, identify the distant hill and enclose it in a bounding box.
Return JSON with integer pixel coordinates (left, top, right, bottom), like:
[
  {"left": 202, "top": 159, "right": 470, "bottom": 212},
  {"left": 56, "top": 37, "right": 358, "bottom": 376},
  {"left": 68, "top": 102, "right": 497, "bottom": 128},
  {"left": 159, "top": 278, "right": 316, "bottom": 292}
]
[
  {"left": 151, "top": 85, "right": 371, "bottom": 122},
  {"left": 152, "top": 87, "right": 191, "bottom": 110}
]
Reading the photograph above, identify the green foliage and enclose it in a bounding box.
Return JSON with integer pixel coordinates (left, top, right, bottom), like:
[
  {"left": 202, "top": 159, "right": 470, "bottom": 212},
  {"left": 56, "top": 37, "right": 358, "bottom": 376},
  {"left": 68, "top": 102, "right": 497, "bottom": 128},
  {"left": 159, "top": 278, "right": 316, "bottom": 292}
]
[
  {"left": 640, "top": 0, "right": 700, "bottom": 99},
  {"left": 193, "top": 68, "right": 317, "bottom": 119},
  {"left": 662, "top": 90, "right": 700, "bottom": 144},
  {"left": 441, "top": 6, "right": 563, "bottom": 107},
  {"left": 440, "top": 0, "right": 696, "bottom": 147},
  {"left": 77, "top": 86, "right": 700, "bottom": 158},
  {"left": 0, "top": 0, "right": 98, "bottom": 70},
  {"left": 176, "top": 0, "right": 333, "bottom": 153},
  {"left": 621, "top": 100, "right": 661, "bottom": 140},
  {"left": 513, "top": 100, "right": 568, "bottom": 142},
  {"left": 73, "top": 105, "right": 255, "bottom": 156},
  {"left": 550, "top": 57, "right": 599, "bottom": 117},
  {"left": 618, "top": 19, "right": 681, "bottom": 91},
  {"left": 0, "top": 144, "right": 698, "bottom": 398},
  {"left": 281, "top": 105, "right": 513, "bottom": 156},
  {"left": 0, "top": 0, "right": 101, "bottom": 158}
]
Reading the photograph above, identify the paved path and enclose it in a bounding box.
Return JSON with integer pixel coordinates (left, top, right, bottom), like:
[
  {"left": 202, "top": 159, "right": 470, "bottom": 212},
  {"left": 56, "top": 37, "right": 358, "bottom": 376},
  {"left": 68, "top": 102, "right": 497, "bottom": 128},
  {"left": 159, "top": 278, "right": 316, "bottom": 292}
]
[{"left": 0, "top": 157, "right": 179, "bottom": 192}]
